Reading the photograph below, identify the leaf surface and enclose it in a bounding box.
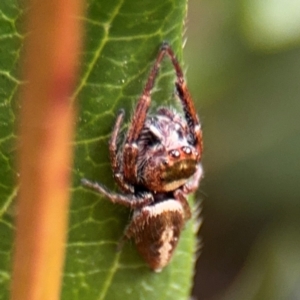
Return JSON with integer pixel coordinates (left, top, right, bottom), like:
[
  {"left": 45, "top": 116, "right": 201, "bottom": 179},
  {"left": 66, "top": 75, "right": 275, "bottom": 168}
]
[{"left": 0, "top": 0, "right": 199, "bottom": 299}]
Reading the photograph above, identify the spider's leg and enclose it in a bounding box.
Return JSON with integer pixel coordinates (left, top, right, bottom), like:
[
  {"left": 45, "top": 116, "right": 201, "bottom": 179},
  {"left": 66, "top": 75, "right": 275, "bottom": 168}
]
[
  {"left": 109, "top": 109, "right": 124, "bottom": 173},
  {"left": 123, "top": 46, "right": 168, "bottom": 180},
  {"left": 183, "top": 164, "right": 203, "bottom": 194},
  {"left": 81, "top": 179, "right": 153, "bottom": 208},
  {"left": 109, "top": 109, "right": 134, "bottom": 193},
  {"left": 162, "top": 42, "right": 203, "bottom": 158},
  {"left": 174, "top": 189, "right": 192, "bottom": 220}
]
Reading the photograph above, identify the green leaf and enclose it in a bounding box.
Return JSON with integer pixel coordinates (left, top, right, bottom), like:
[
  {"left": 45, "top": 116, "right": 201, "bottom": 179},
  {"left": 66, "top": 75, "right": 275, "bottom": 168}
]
[
  {"left": 0, "top": 1, "right": 22, "bottom": 299},
  {"left": 0, "top": 0, "right": 199, "bottom": 299},
  {"left": 68, "top": 1, "right": 197, "bottom": 299}
]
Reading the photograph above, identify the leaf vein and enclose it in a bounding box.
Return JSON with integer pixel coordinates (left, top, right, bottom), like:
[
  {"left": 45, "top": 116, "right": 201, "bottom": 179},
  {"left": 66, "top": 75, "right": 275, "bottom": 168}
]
[
  {"left": 0, "top": 186, "right": 17, "bottom": 218},
  {"left": 73, "top": 0, "right": 125, "bottom": 99},
  {"left": 97, "top": 252, "right": 121, "bottom": 300}
]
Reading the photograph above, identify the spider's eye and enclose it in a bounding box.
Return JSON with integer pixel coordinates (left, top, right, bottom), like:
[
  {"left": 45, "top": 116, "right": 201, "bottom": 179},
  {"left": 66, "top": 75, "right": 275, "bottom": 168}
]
[
  {"left": 148, "top": 124, "right": 163, "bottom": 143},
  {"left": 187, "top": 133, "right": 195, "bottom": 145},
  {"left": 175, "top": 123, "right": 184, "bottom": 139},
  {"left": 147, "top": 131, "right": 161, "bottom": 146}
]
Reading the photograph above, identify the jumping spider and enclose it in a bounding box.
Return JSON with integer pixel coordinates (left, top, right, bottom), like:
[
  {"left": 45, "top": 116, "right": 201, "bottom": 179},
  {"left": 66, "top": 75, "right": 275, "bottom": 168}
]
[{"left": 82, "top": 42, "right": 203, "bottom": 272}]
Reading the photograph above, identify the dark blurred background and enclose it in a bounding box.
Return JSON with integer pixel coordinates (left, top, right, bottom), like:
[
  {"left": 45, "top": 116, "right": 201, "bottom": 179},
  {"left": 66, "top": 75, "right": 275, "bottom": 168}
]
[{"left": 184, "top": 1, "right": 300, "bottom": 300}]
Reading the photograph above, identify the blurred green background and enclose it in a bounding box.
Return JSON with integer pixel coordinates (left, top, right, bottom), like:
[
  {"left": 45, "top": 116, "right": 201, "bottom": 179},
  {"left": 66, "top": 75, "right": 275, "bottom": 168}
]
[{"left": 184, "top": 1, "right": 300, "bottom": 299}]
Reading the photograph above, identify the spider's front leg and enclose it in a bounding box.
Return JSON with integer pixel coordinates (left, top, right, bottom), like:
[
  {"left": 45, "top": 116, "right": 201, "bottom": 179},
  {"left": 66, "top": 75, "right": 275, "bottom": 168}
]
[
  {"left": 162, "top": 43, "right": 203, "bottom": 158},
  {"left": 174, "top": 189, "right": 192, "bottom": 221},
  {"left": 123, "top": 47, "right": 167, "bottom": 181},
  {"left": 109, "top": 109, "right": 134, "bottom": 193}
]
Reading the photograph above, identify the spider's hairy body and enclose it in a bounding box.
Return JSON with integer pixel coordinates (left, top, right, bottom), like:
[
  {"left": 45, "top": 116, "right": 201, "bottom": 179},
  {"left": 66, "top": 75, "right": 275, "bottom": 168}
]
[{"left": 82, "top": 42, "right": 203, "bottom": 272}]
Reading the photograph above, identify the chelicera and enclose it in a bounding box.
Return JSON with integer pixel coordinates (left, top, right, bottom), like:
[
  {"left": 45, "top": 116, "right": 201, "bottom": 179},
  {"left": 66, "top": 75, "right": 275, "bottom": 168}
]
[{"left": 82, "top": 42, "right": 203, "bottom": 272}]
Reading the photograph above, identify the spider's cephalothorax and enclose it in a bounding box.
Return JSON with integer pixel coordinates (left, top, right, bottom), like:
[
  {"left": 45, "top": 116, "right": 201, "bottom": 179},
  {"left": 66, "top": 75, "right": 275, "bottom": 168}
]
[
  {"left": 82, "top": 42, "right": 203, "bottom": 272},
  {"left": 135, "top": 108, "right": 200, "bottom": 193}
]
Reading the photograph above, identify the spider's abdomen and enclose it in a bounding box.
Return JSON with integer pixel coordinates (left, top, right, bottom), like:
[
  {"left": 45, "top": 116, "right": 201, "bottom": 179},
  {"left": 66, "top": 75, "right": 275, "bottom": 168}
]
[{"left": 125, "top": 199, "right": 185, "bottom": 272}]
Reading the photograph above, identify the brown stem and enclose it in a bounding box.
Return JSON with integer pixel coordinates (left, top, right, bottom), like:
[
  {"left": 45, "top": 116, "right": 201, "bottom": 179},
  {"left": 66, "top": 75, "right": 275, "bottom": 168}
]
[{"left": 11, "top": 0, "right": 83, "bottom": 299}]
